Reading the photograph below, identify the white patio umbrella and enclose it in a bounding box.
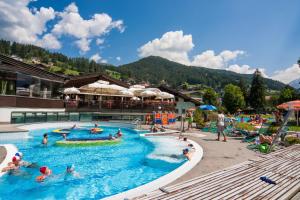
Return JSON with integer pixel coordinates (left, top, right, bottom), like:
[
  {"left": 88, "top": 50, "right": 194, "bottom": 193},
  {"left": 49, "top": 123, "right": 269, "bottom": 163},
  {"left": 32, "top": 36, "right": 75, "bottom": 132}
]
[
  {"left": 158, "top": 92, "right": 174, "bottom": 99},
  {"left": 130, "top": 85, "right": 145, "bottom": 89},
  {"left": 119, "top": 89, "right": 134, "bottom": 97},
  {"left": 140, "top": 90, "right": 158, "bottom": 97},
  {"left": 64, "top": 87, "right": 80, "bottom": 94},
  {"left": 97, "top": 80, "right": 109, "bottom": 85}
]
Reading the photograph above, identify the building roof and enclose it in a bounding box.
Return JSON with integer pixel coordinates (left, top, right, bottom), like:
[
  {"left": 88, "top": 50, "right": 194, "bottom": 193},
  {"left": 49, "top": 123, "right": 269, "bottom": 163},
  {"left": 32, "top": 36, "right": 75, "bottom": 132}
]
[
  {"left": 0, "top": 54, "right": 67, "bottom": 83},
  {"left": 159, "top": 85, "right": 201, "bottom": 105},
  {"left": 64, "top": 73, "right": 130, "bottom": 88}
]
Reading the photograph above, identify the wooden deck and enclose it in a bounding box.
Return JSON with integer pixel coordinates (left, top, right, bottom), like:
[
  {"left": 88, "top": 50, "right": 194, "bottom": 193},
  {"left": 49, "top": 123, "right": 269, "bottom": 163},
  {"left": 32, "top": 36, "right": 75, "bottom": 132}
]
[{"left": 134, "top": 145, "right": 300, "bottom": 200}]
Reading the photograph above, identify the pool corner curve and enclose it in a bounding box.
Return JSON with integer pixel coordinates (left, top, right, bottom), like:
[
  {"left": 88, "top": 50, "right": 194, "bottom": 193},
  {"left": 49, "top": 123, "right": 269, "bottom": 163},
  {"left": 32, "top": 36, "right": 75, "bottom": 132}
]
[{"left": 103, "top": 138, "right": 203, "bottom": 200}]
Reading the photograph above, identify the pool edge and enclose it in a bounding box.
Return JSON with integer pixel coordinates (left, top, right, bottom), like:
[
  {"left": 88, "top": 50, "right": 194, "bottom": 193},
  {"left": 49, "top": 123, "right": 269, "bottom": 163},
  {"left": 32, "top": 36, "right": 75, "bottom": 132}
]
[{"left": 103, "top": 138, "right": 203, "bottom": 200}]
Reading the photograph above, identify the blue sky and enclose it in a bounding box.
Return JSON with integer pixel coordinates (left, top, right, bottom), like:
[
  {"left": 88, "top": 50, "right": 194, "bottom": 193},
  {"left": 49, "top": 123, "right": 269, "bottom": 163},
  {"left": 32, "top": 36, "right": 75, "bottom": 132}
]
[{"left": 1, "top": 0, "right": 300, "bottom": 83}]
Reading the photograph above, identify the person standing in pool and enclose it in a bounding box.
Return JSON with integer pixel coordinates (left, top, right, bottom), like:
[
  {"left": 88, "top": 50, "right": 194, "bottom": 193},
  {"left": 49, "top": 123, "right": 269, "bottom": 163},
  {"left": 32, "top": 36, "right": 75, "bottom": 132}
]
[
  {"left": 15, "top": 152, "right": 38, "bottom": 168},
  {"left": 42, "top": 133, "right": 48, "bottom": 145},
  {"left": 1, "top": 156, "right": 21, "bottom": 172}
]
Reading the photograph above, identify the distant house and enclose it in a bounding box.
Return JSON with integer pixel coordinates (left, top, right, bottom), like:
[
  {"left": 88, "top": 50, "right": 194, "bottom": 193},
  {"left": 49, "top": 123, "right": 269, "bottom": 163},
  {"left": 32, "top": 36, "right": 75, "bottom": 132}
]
[{"left": 159, "top": 85, "right": 201, "bottom": 115}]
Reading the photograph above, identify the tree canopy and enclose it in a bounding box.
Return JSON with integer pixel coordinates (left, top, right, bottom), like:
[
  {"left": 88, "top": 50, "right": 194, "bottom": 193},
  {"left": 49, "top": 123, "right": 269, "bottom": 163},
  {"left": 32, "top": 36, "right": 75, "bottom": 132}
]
[
  {"left": 249, "top": 69, "right": 266, "bottom": 112},
  {"left": 223, "top": 84, "right": 245, "bottom": 114},
  {"left": 202, "top": 88, "right": 218, "bottom": 106},
  {"left": 278, "top": 86, "right": 298, "bottom": 104}
]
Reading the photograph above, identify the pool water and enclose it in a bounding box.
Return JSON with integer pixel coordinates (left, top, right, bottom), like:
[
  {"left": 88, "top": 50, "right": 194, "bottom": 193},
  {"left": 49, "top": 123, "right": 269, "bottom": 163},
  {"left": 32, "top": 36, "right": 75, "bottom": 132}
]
[{"left": 0, "top": 126, "right": 185, "bottom": 200}]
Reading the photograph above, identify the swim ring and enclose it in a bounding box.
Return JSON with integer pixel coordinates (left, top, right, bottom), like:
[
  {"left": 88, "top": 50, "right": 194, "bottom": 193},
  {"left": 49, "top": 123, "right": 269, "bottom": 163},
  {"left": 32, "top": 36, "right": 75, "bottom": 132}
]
[
  {"left": 56, "top": 137, "right": 120, "bottom": 147},
  {"left": 90, "top": 128, "right": 103, "bottom": 133},
  {"left": 52, "top": 129, "right": 71, "bottom": 134}
]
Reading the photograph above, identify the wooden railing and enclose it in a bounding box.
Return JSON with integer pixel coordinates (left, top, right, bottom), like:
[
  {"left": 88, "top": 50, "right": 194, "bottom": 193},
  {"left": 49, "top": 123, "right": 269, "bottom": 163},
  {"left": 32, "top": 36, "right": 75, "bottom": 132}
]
[{"left": 0, "top": 95, "right": 64, "bottom": 108}]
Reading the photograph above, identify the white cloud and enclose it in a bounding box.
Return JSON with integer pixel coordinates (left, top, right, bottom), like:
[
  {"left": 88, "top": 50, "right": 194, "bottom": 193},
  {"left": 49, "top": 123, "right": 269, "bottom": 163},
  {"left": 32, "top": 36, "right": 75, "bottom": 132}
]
[
  {"left": 226, "top": 64, "right": 268, "bottom": 78},
  {"left": 191, "top": 50, "right": 244, "bottom": 69},
  {"left": 0, "top": 1, "right": 124, "bottom": 53},
  {"left": 90, "top": 53, "right": 107, "bottom": 63},
  {"left": 0, "top": 0, "right": 57, "bottom": 48},
  {"left": 96, "top": 38, "right": 104, "bottom": 45},
  {"left": 138, "top": 31, "right": 194, "bottom": 65},
  {"left": 75, "top": 38, "right": 91, "bottom": 53},
  {"left": 52, "top": 2, "right": 124, "bottom": 53},
  {"left": 116, "top": 56, "right": 121, "bottom": 61},
  {"left": 271, "top": 64, "right": 300, "bottom": 84},
  {"left": 138, "top": 31, "right": 245, "bottom": 68}
]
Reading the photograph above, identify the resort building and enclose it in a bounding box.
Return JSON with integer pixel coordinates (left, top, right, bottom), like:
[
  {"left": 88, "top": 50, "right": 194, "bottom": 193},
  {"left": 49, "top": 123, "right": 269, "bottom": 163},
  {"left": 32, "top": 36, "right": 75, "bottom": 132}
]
[
  {"left": 0, "top": 54, "right": 199, "bottom": 124},
  {"left": 0, "top": 54, "right": 66, "bottom": 123}
]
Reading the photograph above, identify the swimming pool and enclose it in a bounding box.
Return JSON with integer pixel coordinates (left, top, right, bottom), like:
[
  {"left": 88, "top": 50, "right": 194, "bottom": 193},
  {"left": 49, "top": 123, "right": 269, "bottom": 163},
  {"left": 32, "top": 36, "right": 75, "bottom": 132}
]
[{"left": 0, "top": 125, "right": 187, "bottom": 200}]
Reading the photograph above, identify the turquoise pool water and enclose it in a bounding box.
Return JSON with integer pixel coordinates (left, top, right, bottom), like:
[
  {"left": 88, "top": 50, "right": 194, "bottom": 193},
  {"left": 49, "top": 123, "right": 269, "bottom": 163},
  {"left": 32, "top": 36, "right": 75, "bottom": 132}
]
[{"left": 0, "top": 126, "right": 185, "bottom": 200}]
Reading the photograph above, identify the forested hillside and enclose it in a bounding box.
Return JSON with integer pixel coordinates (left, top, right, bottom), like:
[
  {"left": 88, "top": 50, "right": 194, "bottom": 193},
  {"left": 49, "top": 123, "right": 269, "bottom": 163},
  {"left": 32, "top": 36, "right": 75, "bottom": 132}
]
[
  {"left": 118, "top": 56, "right": 286, "bottom": 91},
  {"left": 0, "top": 39, "right": 286, "bottom": 91}
]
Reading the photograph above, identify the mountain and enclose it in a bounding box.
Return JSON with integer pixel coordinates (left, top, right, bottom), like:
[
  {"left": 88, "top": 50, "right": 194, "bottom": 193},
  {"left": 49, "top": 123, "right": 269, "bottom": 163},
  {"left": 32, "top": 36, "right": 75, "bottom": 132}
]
[
  {"left": 289, "top": 78, "right": 300, "bottom": 89},
  {"left": 117, "top": 56, "right": 286, "bottom": 91},
  {"left": 0, "top": 39, "right": 286, "bottom": 91}
]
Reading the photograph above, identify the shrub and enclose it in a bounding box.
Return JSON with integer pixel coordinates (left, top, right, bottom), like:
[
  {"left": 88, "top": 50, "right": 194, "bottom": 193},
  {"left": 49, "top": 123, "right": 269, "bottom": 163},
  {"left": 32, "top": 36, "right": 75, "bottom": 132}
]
[
  {"left": 288, "top": 126, "right": 300, "bottom": 132},
  {"left": 284, "top": 136, "right": 300, "bottom": 145},
  {"left": 193, "top": 109, "right": 205, "bottom": 128},
  {"left": 236, "top": 122, "right": 256, "bottom": 131}
]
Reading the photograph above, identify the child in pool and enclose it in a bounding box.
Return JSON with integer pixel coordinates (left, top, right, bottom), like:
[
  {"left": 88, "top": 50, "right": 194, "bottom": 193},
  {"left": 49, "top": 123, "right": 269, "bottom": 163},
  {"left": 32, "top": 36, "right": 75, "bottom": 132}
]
[
  {"left": 65, "top": 165, "right": 81, "bottom": 179},
  {"left": 36, "top": 166, "right": 52, "bottom": 182}
]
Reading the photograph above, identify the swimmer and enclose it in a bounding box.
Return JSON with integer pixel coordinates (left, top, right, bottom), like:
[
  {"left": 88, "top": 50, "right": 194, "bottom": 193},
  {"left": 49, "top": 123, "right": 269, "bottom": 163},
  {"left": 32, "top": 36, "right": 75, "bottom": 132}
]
[
  {"left": 115, "top": 128, "right": 122, "bottom": 138},
  {"left": 108, "top": 134, "right": 116, "bottom": 140},
  {"left": 1, "top": 156, "right": 21, "bottom": 172},
  {"left": 62, "top": 133, "right": 67, "bottom": 140},
  {"left": 14, "top": 152, "right": 37, "bottom": 168},
  {"left": 42, "top": 133, "right": 48, "bottom": 145},
  {"left": 94, "top": 123, "right": 98, "bottom": 128},
  {"left": 65, "top": 164, "right": 80, "bottom": 178},
  {"left": 71, "top": 124, "right": 77, "bottom": 130},
  {"left": 183, "top": 148, "right": 192, "bottom": 160},
  {"left": 36, "top": 166, "right": 52, "bottom": 182}
]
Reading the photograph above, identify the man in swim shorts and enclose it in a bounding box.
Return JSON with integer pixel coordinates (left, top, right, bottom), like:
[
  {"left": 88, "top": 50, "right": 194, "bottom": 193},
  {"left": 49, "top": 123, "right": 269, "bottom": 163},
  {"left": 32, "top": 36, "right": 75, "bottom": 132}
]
[{"left": 217, "top": 111, "right": 227, "bottom": 142}]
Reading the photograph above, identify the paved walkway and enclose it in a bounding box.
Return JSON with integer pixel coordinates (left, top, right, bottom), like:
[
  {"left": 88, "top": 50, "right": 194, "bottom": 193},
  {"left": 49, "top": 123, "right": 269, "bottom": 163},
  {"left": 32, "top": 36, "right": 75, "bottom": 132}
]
[
  {"left": 135, "top": 145, "right": 300, "bottom": 200},
  {"left": 0, "top": 124, "right": 27, "bottom": 133}
]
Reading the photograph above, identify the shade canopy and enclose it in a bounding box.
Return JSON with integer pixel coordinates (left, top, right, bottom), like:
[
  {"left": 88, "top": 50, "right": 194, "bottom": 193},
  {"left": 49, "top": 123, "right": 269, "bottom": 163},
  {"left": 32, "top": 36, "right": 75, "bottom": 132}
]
[
  {"left": 158, "top": 92, "right": 175, "bottom": 99},
  {"left": 80, "top": 80, "right": 127, "bottom": 95},
  {"left": 140, "top": 90, "right": 158, "bottom": 97},
  {"left": 119, "top": 89, "right": 134, "bottom": 97},
  {"left": 64, "top": 87, "right": 80, "bottom": 94},
  {"left": 199, "top": 105, "right": 217, "bottom": 111},
  {"left": 277, "top": 100, "right": 300, "bottom": 110}
]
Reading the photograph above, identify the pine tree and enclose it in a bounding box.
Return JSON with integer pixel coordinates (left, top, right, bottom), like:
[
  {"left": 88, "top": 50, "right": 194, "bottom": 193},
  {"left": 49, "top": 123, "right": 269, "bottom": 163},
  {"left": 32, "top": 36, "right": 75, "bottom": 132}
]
[{"left": 249, "top": 69, "right": 266, "bottom": 112}]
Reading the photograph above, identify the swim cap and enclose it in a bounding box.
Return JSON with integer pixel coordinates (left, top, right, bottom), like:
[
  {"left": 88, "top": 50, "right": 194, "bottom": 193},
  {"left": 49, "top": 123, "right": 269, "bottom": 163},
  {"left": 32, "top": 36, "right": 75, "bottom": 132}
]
[
  {"left": 12, "top": 156, "right": 20, "bottom": 162},
  {"left": 40, "top": 166, "right": 47, "bottom": 174},
  {"left": 15, "top": 152, "right": 23, "bottom": 158}
]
